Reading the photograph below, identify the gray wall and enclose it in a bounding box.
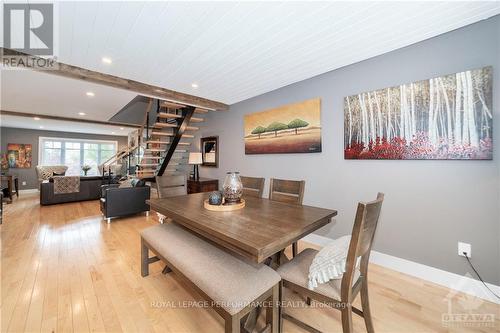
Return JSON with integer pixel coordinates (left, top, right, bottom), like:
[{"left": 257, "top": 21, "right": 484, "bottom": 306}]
[
  {"left": 196, "top": 16, "right": 500, "bottom": 284},
  {"left": 0, "top": 127, "right": 127, "bottom": 190}
]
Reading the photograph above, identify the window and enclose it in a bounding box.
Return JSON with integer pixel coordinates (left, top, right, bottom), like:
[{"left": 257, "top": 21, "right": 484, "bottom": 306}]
[{"left": 39, "top": 137, "right": 117, "bottom": 176}]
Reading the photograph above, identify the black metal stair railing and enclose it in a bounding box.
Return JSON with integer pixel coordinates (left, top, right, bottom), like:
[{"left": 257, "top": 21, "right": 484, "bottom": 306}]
[{"left": 156, "top": 105, "right": 195, "bottom": 177}]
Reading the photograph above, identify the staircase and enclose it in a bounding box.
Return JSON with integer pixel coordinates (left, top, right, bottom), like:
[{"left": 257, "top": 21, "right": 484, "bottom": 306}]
[
  {"left": 134, "top": 99, "right": 207, "bottom": 181},
  {"left": 100, "top": 144, "right": 139, "bottom": 177}
]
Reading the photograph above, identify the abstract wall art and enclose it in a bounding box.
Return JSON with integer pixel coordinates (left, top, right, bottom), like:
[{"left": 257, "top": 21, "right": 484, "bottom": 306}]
[
  {"left": 7, "top": 143, "right": 32, "bottom": 168},
  {"left": 244, "top": 98, "right": 322, "bottom": 154},
  {"left": 344, "top": 67, "right": 492, "bottom": 160}
]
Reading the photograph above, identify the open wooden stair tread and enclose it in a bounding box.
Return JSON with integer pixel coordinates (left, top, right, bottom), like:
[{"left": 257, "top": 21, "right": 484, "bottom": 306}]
[
  {"left": 151, "top": 132, "right": 194, "bottom": 138},
  {"left": 157, "top": 113, "right": 182, "bottom": 119},
  {"left": 141, "top": 156, "right": 162, "bottom": 160},
  {"left": 154, "top": 123, "right": 199, "bottom": 131}
]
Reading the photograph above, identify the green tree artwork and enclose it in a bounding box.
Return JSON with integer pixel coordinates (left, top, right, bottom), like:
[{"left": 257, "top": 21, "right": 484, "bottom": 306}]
[
  {"left": 266, "top": 122, "right": 288, "bottom": 137},
  {"left": 287, "top": 118, "right": 309, "bottom": 134},
  {"left": 251, "top": 126, "right": 267, "bottom": 139}
]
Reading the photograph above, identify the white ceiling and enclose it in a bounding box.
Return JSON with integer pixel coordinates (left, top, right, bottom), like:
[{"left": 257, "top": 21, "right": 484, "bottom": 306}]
[
  {"left": 52, "top": 1, "right": 500, "bottom": 104},
  {"left": 0, "top": 69, "right": 137, "bottom": 121},
  {"left": 1, "top": 0, "right": 499, "bottom": 133},
  {"left": 0, "top": 114, "right": 134, "bottom": 137}
]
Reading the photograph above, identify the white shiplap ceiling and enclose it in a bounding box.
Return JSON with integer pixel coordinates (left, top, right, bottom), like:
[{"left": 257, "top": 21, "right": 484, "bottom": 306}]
[{"left": 54, "top": 1, "right": 500, "bottom": 104}]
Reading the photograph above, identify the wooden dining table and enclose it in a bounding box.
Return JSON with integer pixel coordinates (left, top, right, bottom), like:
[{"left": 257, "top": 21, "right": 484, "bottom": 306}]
[{"left": 147, "top": 192, "right": 337, "bottom": 264}]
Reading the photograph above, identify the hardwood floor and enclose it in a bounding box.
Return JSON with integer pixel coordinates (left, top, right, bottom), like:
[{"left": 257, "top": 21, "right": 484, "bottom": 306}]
[{"left": 2, "top": 193, "right": 499, "bottom": 333}]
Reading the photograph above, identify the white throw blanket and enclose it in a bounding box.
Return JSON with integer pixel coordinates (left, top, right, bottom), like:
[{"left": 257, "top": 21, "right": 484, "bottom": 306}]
[{"left": 308, "top": 235, "right": 351, "bottom": 290}]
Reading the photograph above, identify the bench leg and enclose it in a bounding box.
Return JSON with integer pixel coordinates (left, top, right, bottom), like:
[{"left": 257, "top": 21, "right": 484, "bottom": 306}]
[
  {"left": 141, "top": 238, "right": 149, "bottom": 277},
  {"left": 225, "top": 315, "right": 239, "bottom": 333},
  {"left": 266, "top": 284, "right": 279, "bottom": 333}
]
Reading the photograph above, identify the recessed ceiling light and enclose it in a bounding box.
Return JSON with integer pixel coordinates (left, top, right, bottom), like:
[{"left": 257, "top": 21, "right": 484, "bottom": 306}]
[
  {"left": 102, "top": 57, "right": 112, "bottom": 64},
  {"left": 111, "top": 132, "right": 115, "bottom": 135},
  {"left": 78, "top": 112, "right": 86, "bottom": 116},
  {"left": 191, "top": 83, "right": 199, "bottom": 89},
  {"left": 34, "top": 117, "right": 40, "bottom": 120},
  {"left": 86, "top": 92, "right": 95, "bottom": 97},
  {"left": 39, "top": 126, "right": 44, "bottom": 129},
  {"left": 120, "top": 127, "right": 124, "bottom": 130}
]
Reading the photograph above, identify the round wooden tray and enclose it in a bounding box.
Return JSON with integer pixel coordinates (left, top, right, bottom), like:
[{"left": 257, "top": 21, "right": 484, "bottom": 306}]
[{"left": 204, "top": 199, "right": 245, "bottom": 212}]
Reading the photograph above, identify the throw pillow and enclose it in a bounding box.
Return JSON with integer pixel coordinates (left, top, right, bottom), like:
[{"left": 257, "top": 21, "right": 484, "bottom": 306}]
[
  {"left": 118, "top": 179, "right": 133, "bottom": 188},
  {"left": 307, "top": 235, "right": 352, "bottom": 290}
]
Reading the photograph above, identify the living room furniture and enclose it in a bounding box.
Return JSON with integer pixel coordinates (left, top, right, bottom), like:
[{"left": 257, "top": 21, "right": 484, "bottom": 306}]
[
  {"left": 35, "top": 165, "right": 68, "bottom": 186},
  {"left": 141, "top": 223, "right": 280, "bottom": 333},
  {"left": 40, "top": 176, "right": 103, "bottom": 205},
  {"left": 147, "top": 192, "right": 337, "bottom": 264},
  {"left": 100, "top": 183, "right": 150, "bottom": 223},
  {"left": 269, "top": 178, "right": 306, "bottom": 257},
  {"left": 1, "top": 174, "right": 19, "bottom": 200},
  {"left": 156, "top": 174, "right": 187, "bottom": 198},
  {"left": 240, "top": 176, "right": 265, "bottom": 198},
  {"left": 277, "top": 193, "right": 384, "bottom": 333},
  {"left": 187, "top": 177, "right": 218, "bottom": 194}
]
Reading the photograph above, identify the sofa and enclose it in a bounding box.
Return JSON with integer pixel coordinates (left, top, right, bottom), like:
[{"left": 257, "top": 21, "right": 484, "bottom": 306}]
[
  {"left": 100, "top": 181, "right": 150, "bottom": 223},
  {"left": 40, "top": 176, "right": 103, "bottom": 205},
  {"left": 35, "top": 165, "right": 68, "bottom": 186}
]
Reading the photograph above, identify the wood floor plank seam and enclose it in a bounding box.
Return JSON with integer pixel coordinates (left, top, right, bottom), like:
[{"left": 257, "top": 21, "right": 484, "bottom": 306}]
[{"left": 1, "top": 194, "right": 499, "bottom": 333}]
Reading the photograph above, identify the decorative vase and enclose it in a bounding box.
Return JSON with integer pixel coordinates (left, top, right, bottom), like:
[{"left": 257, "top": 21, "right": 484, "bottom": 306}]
[
  {"left": 84, "top": 170, "right": 88, "bottom": 176},
  {"left": 223, "top": 172, "right": 243, "bottom": 204},
  {"left": 208, "top": 191, "right": 223, "bottom": 205}
]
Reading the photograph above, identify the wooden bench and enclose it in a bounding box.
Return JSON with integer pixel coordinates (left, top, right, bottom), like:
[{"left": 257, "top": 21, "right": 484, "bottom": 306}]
[{"left": 141, "top": 223, "right": 281, "bottom": 333}]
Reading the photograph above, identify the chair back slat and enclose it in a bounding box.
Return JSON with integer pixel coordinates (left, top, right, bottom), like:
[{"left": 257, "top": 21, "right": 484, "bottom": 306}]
[
  {"left": 240, "top": 176, "right": 265, "bottom": 198},
  {"left": 269, "top": 178, "right": 305, "bottom": 205},
  {"left": 341, "top": 193, "right": 384, "bottom": 302},
  {"left": 155, "top": 175, "right": 187, "bottom": 199}
]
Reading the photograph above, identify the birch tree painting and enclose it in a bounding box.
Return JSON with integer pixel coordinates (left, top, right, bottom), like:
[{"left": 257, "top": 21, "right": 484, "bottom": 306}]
[{"left": 344, "top": 67, "right": 492, "bottom": 160}]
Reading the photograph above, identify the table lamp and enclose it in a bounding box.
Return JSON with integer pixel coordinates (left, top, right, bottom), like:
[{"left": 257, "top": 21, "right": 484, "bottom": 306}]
[{"left": 188, "top": 152, "right": 202, "bottom": 180}]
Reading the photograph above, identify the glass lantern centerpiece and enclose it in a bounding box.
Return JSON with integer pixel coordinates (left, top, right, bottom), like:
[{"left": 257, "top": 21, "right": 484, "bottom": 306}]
[{"left": 222, "top": 172, "right": 243, "bottom": 204}]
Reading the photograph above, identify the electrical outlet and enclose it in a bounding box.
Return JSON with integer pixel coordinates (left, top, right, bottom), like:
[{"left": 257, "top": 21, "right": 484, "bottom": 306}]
[
  {"left": 22, "top": 181, "right": 27, "bottom": 186},
  {"left": 458, "top": 242, "right": 471, "bottom": 257}
]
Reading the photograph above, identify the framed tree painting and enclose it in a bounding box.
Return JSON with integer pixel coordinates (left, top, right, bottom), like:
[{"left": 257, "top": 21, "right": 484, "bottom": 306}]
[
  {"left": 7, "top": 143, "right": 32, "bottom": 168},
  {"left": 344, "top": 66, "right": 492, "bottom": 160},
  {"left": 244, "top": 98, "right": 322, "bottom": 154}
]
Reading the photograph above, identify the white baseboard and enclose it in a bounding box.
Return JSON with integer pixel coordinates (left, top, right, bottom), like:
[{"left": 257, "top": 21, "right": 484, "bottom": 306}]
[
  {"left": 303, "top": 234, "right": 500, "bottom": 305},
  {"left": 19, "top": 189, "right": 39, "bottom": 194}
]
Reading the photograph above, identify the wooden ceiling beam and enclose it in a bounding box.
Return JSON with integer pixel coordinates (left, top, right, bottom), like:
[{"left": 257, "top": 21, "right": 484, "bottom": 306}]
[
  {"left": 1, "top": 48, "right": 229, "bottom": 111},
  {"left": 0, "top": 110, "right": 140, "bottom": 128}
]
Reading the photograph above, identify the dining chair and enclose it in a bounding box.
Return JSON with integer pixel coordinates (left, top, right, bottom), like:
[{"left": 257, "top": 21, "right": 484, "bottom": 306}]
[
  {"left": 240, "top": 176, "right": 265, "bottom": 198},
  {"left": 155, "top": 174, "right": 187, "bottom": 198},
  {"left": 276, "top": 193, "right": 384, "bottom": 333},
  {"left": 269, "top": 178, "right": 306, "bottom": 257},
  {"left": 155, "top": 174, "right": 188, "bottom": 274}
]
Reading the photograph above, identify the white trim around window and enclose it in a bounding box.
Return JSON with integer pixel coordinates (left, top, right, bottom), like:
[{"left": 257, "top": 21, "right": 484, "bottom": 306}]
[{"left": 38, "top": 136, "right": 118, "bottom": 176}]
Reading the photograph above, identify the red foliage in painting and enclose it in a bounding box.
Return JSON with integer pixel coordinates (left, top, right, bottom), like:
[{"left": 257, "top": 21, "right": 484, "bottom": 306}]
[{"left": 344, "top": 132, "right": 492, "bottom": 160}]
